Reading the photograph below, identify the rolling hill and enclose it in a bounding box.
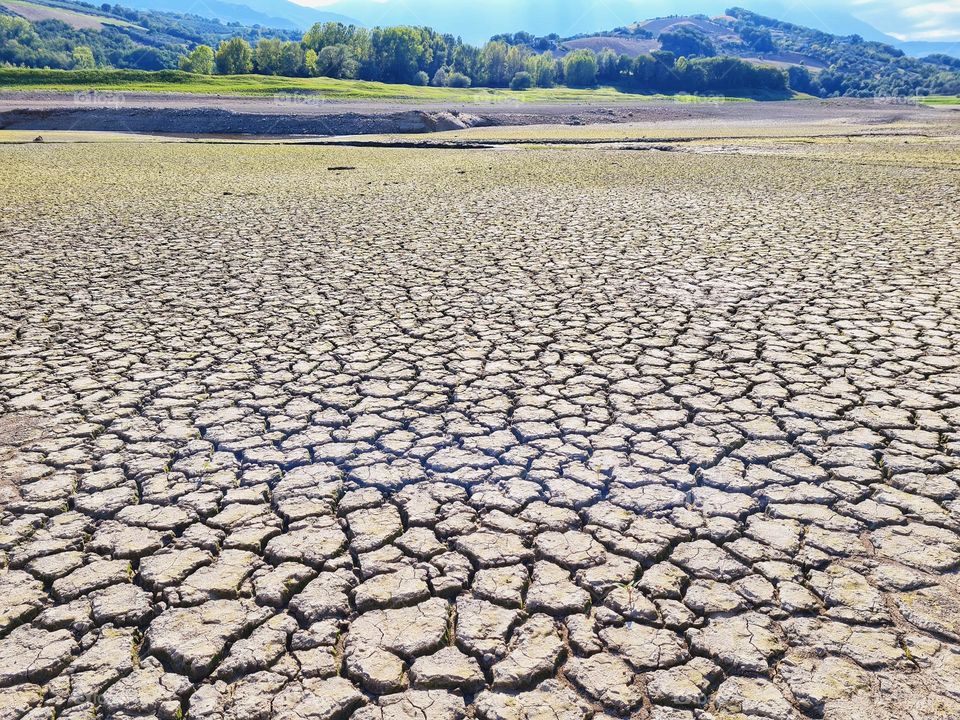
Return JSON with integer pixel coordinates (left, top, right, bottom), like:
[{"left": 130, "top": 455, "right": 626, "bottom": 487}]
[
  {"left": 0, "top": 0, "right": 300, "bottom": 69},
  {"left": 509, "top": 9, "right": 959, "bottom": 96},
  {"left": 554, "top": 14, "right": 829, "bottom": 72},
  {"left": 120, "top": 0, "right": 358, "bottom": 31},
  {"left": 0, "top": 0, "right": 137, "bottom": 28},
  {"left": 289, "top": 0, "right": 958, "bottom": 58}
]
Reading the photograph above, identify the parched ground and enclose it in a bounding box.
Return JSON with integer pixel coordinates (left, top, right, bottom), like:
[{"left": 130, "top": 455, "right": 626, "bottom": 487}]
[{"left": 1, "top": 118, "right": 960, "bottom": 720}]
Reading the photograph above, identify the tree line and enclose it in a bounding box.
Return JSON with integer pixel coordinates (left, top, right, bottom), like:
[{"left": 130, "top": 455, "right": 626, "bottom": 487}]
[
  {"left": 176, "top": 21, "right": 787, "bottom": 94},
  {"left": 725, "top": 7, "right": 960, "bottom": 97}
]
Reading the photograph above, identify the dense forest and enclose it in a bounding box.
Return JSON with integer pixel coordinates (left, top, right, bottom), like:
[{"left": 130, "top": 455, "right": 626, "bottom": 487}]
[
  {"left": 174, "top": 23, "right": 788, "bottom": 94},
  {"left": 1, "top": 0, "right": 959, "bottom": 96},
  {"left": 724, "top": 8, "right": 960, "bottom": 97}
]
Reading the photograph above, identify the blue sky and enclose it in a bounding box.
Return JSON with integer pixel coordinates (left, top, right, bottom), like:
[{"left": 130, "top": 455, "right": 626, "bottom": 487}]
[
  {"left": 856, "top": 0, "right": 960, "bottom": 41},
  {"left": 296, "top": 0, "right": 960, "bottom": 42}
]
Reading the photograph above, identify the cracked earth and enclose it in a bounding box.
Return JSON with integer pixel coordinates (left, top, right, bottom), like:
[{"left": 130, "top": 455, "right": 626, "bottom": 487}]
[{"left": 1, "top": 116, "right": 960, "bottom": 720}]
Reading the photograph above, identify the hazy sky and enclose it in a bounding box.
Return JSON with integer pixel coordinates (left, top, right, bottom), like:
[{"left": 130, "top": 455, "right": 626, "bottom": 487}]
[
  {"left": 859, "top": 0, "right": 960, "bottom": 41},
  {"left": 299, "top": 0, "right": 960, "bottom": 42}
]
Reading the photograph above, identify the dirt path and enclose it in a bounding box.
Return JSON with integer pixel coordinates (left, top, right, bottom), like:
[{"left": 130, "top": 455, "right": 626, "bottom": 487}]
[{"left": 0, "top": 91, "right": 952, "bottom": 136}]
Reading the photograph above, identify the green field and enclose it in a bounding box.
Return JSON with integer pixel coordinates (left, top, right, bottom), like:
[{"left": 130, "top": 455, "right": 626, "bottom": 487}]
[
  {"left": 0, "top": 68, "right": 777, "bottom": 103},
  {"left": 921, "top": 96, "right": 960, "bottom": 106}
]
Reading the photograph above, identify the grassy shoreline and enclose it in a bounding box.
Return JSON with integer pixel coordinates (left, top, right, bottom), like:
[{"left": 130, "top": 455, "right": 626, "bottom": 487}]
[
  {"left": 0, "top": 68, "right": 787, "bottom": 103},
  {"left": 0, "top": 69, "right": 952, "bottom": 106},
  {"left": 921, "top": 96, "right": 960, "bottom": 106}
]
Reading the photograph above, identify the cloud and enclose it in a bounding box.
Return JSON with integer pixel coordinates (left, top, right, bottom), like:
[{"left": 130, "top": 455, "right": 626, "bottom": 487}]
[{"left": 851, "top": 0, "right": 960, "bottom": 40}]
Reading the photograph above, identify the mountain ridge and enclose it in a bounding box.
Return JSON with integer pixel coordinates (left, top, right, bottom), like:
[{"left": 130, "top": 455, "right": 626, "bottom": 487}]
[
  {"left": 114, "top": 0, "right": 358, "bottom": 30},
  {"left": 283, "top": 0, "right": 959, "bottom": 56},
  {"left": 53, "top": 0, "right": 960, "bottom": 58}
]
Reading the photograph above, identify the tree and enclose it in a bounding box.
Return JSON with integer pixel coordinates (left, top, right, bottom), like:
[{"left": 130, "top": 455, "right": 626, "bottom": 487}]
[
  {"left": 479, "top": 41, "right": 525, "bottom": 86},
  {"left": 305, "top": 48, "right": 319, "bottom": 76},
  {"left": 672, "top": 56, "right": 705, "bottom": 90},
  {"left": 659, "top": 26, "right": 716, "bottom": 58},
  {"left": 369, "top": 26, "right": 429, "bottom": 83},
  {"left": 302, "top": 22, "right": 371, "bottom": 65},
  {"left": 72, "top": 45, "right": 95, "bottom": 69},
  {"left": 924, "top": 54, "right": 960, "bottom": 70},
  {"left": 787, "top": 65, "right": 816, "bottom": 94},
  {"left": 648, "top": 50, "right": 678, "bottom": 89},
  {"left": 525, "top": 52, "right": 556, "bottom": 88},
  {"left": 450, "top": 43, "right": 480, "bottom": 82},
  {"left": 280, "top": 41, "right": 304, "bottom": 76},
  {"left": 596, "top": 48, "right": 620, "bottom": 83},
  {"left": 119, "top": 46, "right": 168, "bottom": 70},
  {"left": 505, "top": 45, "right": 527, "bottom": 82},
  {"left": 315, "top": 44, "right": 358, "bottom": 79},
  {"left": 692, "top": 56, "right": 786, "bottom": 93},
  {"left": 424, "top": 31, "right": 450, "bottom": 77},
  {"left": 413, "top": 70, "right": 429, "bottom": 85},
  {"left": 431, "top": 67, "right": 448, "bottom": 86},
  {"left": 254, "top": 37, "right": 283, "bottom": 75},
  {"left": 564, "top": 49, "right": 597, "bottom": 87},
  {"left": 303, "top": 21, "right": 354, "bottom": 51},
  {"left": 0, "top": 15, "right": 35, "bottom": 45},
  {"left": 215, "top": 37, "right": 253, "bottom": 75},
  {"left": 738, "top": 25, "right": 775, "bottom": 53},
  {"left": 510, "top": 71, "right": 533, "bottom": 90},
  {"left": 179, "top": 44, "right": 214, "bottom": 74},
  {"left": 480, "top": 41, "right": 510, "bottom": 86},
  {"left": 554, "top": 57, "right": 565, "bottom": 84}
]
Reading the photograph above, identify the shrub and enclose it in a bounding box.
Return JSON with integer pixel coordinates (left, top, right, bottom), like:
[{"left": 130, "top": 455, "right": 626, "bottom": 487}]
[
  {"left": 72, "top": 46, "right": 95, "bottom": 69},
  {"left": 179, "top": 45, "right": 214, "bottom": 74},
  {"left": 447, "top": 71, "right": 471, "bottom": 88},
  {"left": 413, "top": 70, "right": 429, "bottom": 85},
  {"left": 509, "top": 71, "right": 532, "bottom": 90}
]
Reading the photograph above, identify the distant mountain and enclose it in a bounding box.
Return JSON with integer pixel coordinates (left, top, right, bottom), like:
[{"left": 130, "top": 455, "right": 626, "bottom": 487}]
[
  {"left": 738, "top": 1, "right": 958, "bottom": 58},
  {"left": 301, "top": 0, "right": 959, "bottom": 57},
  {"left": 30, "top": 0, "right": 952, "bottom": 58},
  {"left": 742, "top": 2, "right": 893, "bottom": 42},
  {"left": 897, "top": 40, "right": 960, "bottom": 58},
  {"left": 122, "top": 0, "right": 359, "bottom": 30},
  {"left": 118, "top": 0, "right": 298, "bottom": 29}
]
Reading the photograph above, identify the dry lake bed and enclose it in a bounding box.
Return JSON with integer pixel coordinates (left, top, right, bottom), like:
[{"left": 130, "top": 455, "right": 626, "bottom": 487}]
[{"left": 1, "top": 107, "right": 960, "bottom": 719}]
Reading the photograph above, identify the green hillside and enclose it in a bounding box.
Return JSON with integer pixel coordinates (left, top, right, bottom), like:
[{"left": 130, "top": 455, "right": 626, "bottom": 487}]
[
  {"left": 506, "top": 10, "right": 960, "bottom": 97},
  {"left": 0, "top": 0, "right": 295, "bottom": 70}
]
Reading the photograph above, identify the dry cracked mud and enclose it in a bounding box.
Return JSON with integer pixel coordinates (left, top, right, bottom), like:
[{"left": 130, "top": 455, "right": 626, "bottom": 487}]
[{"left": 1, "top": 118, "right": 960, "bottom": 720}]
